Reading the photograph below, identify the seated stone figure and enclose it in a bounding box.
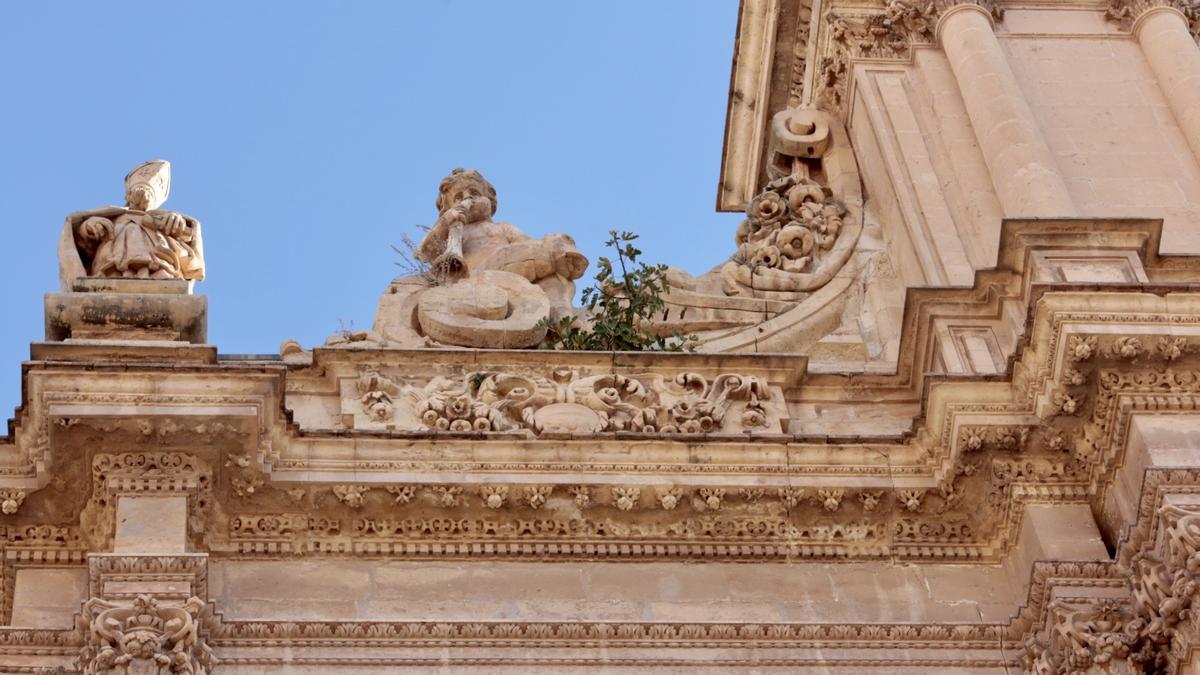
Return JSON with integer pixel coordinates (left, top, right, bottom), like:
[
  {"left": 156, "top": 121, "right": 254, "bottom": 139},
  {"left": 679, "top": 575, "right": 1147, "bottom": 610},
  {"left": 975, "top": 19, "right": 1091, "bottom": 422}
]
[
  {"left": 59, "top": 160, "right": 204, "bottom": 288},
  {"left": 374, "top": 168, "right": 587, "bottom": 349}
]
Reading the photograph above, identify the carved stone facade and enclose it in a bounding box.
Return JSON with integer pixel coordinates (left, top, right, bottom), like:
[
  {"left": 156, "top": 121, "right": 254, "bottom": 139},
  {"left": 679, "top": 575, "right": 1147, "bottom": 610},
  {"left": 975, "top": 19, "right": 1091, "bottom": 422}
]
[{"left": 8, "top": 2, "right": 1200, "bottom": 672}]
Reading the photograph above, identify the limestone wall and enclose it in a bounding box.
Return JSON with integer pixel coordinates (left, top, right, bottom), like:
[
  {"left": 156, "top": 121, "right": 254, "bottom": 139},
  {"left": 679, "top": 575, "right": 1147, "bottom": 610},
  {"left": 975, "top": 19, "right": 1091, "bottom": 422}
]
[{"left": 850, "top": 7, "right": 1200, "bottom": 285}]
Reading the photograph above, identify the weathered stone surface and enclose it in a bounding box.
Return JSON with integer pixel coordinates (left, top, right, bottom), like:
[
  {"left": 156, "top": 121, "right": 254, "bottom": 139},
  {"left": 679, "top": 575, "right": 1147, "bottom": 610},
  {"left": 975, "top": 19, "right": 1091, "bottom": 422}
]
[
  {"left": 373, "top": 168, "right": 587, "bottom": 349},
  {"left": 59, "top": 160, "right": 204, "bottom": 289},
  {"left": 9, "top": 3, "right": 1200, "bottom": 672},
  {"left": 45, "top": 285, "right": 207, "bottom": 343}
]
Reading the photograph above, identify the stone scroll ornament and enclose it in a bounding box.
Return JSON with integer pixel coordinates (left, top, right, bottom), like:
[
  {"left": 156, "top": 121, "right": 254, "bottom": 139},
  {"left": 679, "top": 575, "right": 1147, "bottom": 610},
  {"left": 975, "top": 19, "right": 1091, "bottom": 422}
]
[
  {"left": 59, "top": 160, "right": 205, "bottom": 289},
  {"left": 651, "top": 107, "right": 864, "bottom": 352},
  {"left": 373, "top": 169, "right": 589, "bottom": 349},
  {"left": 722, "top": 109, "right": 859, "bottom": 295},
  {"left": 78, "top": 594, "right": 215, "bottom": 675},
  {"left": 394, "top": 370, "right": 779, "bottom": 434}
]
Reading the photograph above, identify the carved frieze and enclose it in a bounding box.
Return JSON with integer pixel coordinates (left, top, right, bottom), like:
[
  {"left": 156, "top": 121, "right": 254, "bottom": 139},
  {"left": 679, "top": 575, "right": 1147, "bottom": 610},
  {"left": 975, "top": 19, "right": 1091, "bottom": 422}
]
[
  {"left": 818, "top": 0, "right": 1003, "bottom": 113},
  {"left": 351, "top": 368, "right": 784, "bottom": 435}
]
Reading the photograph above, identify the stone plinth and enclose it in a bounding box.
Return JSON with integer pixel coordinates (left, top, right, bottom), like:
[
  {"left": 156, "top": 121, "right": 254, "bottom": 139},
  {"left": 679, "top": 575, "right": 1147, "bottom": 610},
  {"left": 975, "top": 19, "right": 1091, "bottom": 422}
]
[{"left": 44, "top": 277, "right": 206, "bottom": 343}]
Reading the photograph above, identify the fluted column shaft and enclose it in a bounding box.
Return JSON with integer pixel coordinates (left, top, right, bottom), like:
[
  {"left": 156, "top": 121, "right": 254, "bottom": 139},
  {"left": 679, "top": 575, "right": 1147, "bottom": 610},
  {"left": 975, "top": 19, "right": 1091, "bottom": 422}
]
[
  {"left": 936, "top": 4, "right": 1078, "bottom": 217},
  {"left": 1134, "top": 8, "right": 1200, "bottom": 164}
]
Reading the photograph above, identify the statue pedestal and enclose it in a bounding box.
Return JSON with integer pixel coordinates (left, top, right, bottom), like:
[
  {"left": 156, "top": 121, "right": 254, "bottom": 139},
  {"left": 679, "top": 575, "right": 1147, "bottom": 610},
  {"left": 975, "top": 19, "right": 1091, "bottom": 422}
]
[{"left": 44, "top": 278, "right": 207, "bottom": 344}]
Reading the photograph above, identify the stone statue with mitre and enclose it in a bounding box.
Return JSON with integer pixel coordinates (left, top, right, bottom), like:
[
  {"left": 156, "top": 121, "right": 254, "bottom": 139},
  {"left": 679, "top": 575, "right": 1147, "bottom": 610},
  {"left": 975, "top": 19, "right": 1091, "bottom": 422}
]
[{"left": 59, "top": 160, "right": 204, "bottom": 289}]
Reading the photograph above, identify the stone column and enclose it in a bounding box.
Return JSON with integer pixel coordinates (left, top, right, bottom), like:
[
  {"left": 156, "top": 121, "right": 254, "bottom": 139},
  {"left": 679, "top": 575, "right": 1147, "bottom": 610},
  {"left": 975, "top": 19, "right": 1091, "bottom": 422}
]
[
  {"left": 1132, "top": 7, "right": 1200, "bottom": 163},
  {"left": 935, "top": 4, "right": 1078, "bottom": 217}
]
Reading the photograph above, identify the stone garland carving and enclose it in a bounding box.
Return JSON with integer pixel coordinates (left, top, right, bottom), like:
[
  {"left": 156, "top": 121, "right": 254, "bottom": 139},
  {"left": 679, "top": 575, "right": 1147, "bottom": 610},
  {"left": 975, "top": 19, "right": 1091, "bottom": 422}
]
[
  {"left": 402, "top": 370, "right": 777, "bottom": 435},
  {"left": 721, "top": 162, "right": 848, "bottom": 295},
  {"left": 339, "top": 516, "right": 887, "bottom": 549},
  {"left": 959, "top": 425, "right": 1030, "bottom": 453},
  {"left": 60, "top": 160, "right": 204, "bottom": 286},
  {"left": 817, "top": 488, "right": 845, "bottom": 512},
  {"left": 1106, "top": 0, "right": 1200, "bottom": 42},
  {"left": 0, "top": 491, "right": 25, "bottom": 516},
  {"left": 721, "top": 109, "right": 861, "bottom": 295},
  {"left": 699, "top": 488, "right": 726, "bottom": 511},
  {"left": 819, "top": 0, "right": 1004, "bottom": 113},
  {"left": 480, "top": 485, "right": 508, "bottom": 509},
  {"left": 136, "top": 328, "right": 1200, "bottom": 565},
  {"left": 225, "top": 477, "right": 910, "bottom": 560},
  {"left": 78, "top": 594, "right": 214, "bottom": 675},
  {"left": 657, "top": 487, "right": 683, "bottom": 511},
  {"left": 332, "top": 485, "right": 370, "bottom": 509},
  {"left": 357, "top": 369, "right": 400, "bottom": 423}
]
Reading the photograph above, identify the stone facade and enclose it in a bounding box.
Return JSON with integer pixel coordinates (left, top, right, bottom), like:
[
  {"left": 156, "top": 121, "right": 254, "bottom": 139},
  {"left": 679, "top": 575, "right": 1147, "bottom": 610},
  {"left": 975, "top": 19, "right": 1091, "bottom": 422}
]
[{"left": 7, "top": 3, "right": 1200, "bottom": 672}]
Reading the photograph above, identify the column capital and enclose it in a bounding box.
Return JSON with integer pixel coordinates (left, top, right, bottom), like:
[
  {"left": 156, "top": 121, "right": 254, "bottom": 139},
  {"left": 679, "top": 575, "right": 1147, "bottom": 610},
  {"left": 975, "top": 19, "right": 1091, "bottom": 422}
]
[
  {"left": 1106, "top": 0, "right": 1199, "bottom": 41},
  {"left": 934, "top": 0, "right": 1005, "bottom": 45}
]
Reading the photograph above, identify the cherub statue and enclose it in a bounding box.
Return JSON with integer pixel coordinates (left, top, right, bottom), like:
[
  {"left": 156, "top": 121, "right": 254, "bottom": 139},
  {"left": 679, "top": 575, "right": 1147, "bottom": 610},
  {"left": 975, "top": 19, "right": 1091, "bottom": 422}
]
[
  {"left": 60, "top": 160, "right": 204, "bottom": 288},
  {"left": 373, "top": 168, "right": 588, "bottom": 348},
  {"left": 416, "top": 168, "right": 586, "bottom": 304}
]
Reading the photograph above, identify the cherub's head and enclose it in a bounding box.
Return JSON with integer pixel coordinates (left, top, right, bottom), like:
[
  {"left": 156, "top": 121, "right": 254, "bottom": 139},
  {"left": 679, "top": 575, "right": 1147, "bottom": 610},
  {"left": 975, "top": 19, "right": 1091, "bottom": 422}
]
[
  {"left": 124, "top": 160, "right": 171, "bottom": 211},
  {"left": 436, "top": 168, "right": 497, "bottom": 224}
]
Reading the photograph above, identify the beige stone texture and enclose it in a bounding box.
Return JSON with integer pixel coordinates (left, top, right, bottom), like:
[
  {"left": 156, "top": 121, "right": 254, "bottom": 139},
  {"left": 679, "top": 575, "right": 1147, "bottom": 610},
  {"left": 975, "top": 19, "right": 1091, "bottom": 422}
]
[
  {"left": 939, "top": 6, "right": 1078, "bottom": 219},
  {"left": 9, "top": 567, "right": 87, "bottom": 628},
  {"left": 114, "top": 495, "right": 189, "bottom": 554},
  {"left": 16, "top": 3, "right": 1200, "bottom": 672},
  {"left": 1000, "top": 20, "right": 1200, "bottom": 254}
]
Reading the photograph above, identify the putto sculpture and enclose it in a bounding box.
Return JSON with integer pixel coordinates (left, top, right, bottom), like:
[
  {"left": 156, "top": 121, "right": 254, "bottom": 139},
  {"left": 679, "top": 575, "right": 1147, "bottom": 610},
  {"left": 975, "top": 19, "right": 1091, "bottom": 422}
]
[
  {"left": 374, "top": 168, "right": 587, "bottom": 348},
  {"left": 59, "top": 160, "right": 204, "bottom": 288}
]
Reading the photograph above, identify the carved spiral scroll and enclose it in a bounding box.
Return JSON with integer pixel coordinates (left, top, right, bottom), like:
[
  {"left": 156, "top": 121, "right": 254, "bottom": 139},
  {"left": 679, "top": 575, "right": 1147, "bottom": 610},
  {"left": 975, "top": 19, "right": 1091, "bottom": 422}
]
[{"left": 417, "top": 270, "right": 550, "bottom": 349}]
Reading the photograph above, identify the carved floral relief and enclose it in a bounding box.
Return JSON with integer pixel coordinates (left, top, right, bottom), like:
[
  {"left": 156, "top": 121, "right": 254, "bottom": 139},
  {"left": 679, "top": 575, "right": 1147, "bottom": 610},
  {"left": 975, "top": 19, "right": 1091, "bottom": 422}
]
[{"left": 348, "top": 368, "right": 781, "bottom": 435}]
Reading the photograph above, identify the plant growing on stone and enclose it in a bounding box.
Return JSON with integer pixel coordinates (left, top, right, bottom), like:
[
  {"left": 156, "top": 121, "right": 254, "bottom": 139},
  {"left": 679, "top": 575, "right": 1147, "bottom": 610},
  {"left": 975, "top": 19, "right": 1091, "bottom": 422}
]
[
  {"left": 391, "top": 229, "right": 436, "bottom": 286},
  {"left": 538, "top": 230, "right": 697, "bottom": 352}
]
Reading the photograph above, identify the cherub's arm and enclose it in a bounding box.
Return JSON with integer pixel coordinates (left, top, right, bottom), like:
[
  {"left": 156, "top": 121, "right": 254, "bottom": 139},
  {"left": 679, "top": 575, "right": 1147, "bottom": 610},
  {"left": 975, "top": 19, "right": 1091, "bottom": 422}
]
[{"left": 501, "top": 222, "right": 532, "bottom": 245}]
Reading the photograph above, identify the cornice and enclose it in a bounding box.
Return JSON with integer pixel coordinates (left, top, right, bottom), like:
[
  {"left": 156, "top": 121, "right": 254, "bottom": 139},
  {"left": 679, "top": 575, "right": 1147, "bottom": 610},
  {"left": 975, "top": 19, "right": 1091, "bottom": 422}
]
[{"left": 0, "top": 219, "right": 1195, "bottom": 564}]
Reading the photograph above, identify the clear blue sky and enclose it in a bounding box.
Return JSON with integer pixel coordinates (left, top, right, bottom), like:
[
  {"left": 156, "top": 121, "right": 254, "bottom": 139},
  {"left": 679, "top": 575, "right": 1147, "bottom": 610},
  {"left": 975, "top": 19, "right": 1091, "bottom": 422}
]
[{"left": 0, "top": 1, "right": 740, "bottom": 415}]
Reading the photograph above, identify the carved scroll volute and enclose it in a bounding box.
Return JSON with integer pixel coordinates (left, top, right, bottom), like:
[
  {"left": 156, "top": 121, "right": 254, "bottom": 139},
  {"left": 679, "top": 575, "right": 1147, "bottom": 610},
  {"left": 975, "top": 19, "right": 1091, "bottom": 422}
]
[
  {"left": 768, "top": 106, "right": 831, "bottom": 177},
  {"left": 659, "top": 105, "right": 864, "bottom": 353},
  {"left": 571, "top": 374, "right": 659, "bottom": 432},
  {"left": 721, "top": 106, "right": 863, "bottom": 296}
]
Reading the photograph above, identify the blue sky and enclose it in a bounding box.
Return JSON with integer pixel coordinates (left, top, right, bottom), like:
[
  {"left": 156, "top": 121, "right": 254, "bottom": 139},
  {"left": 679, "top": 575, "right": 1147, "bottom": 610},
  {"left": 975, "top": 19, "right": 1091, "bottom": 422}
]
[{"left": 0, "top": 1, "right": 740, "bottom": 415}]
